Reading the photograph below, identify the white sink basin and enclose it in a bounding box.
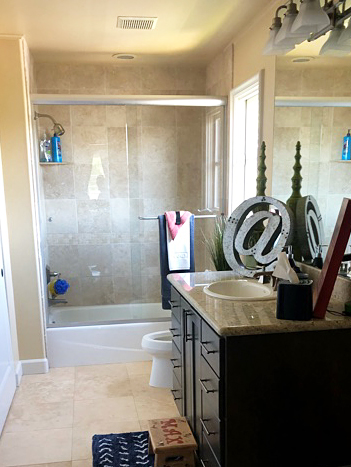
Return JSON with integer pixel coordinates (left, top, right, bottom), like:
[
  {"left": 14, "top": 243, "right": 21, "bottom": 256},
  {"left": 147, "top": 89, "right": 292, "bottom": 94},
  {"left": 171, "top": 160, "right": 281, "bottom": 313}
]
[{"left": 203, "top": 279, "right": 276, "bottom": 301}]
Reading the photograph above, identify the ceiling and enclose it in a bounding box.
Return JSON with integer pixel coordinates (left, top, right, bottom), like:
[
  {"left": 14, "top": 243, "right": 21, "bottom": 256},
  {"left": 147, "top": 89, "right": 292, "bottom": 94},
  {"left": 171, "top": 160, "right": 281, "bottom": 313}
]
[{"left": 0, "top": 0, "right": 273, "bottom": 65}]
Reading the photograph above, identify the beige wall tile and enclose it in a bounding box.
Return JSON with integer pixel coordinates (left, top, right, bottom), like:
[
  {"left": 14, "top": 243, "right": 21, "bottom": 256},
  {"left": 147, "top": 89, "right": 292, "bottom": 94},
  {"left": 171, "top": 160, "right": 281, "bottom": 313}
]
[
  {"left": 35, "top": 63, "right": 70, "bottom": 92},
  {"left": 106, "top": 106, "right": 126, "bottom": 127},
  {"left": 110, "top": 198, "right": 130, "bottom": 241},
  {"left": 274, "top": 107, "right": 302, "bottom": 128},
  {"left": 74, "top": 162, "right": 110, "bottom": 200},
  {"left": 107, "top": 127, "right": 128, "bottom": 164},
  {"left": 141, "top": 127, "right": 177, "bottom": 165},
  {"left": 45, "top": 200, "right": 78, "bottom": 234},
  {"left": 142, "top": 162, "right": 178, "bottom": 198},
  {"left": 141, "top": 66, "right": 177, "bottom": 92},
  {"left": 80, "top": 277, "right": 114, "bottom": 306},
  {"left": 106, "top": 66, "right": 142, "bottom": 94},
  {"left": 69, "top": 65, "right": 106, "bottom": 94},
  {"left": 78, "top": 244, "right": 113, "bottom": 277},
  {"left": 328, "top": 161, "right": 351, "bottom": 194},
  {"left": 77, "top": 200, "right": 111, "bottom": 233},
  {"left": 71, "top": 106, "right": 106, "bottom": 127},
  {"left": 0, "top": 428, "right": 72, "bottom": 467},
  {"left": 49, "top": 245, "right": 80, "bottom": 277},
  {"left": 141, "top": 274, "right": 161, "bottom": 302},
  {"left": 141, "top": 106, "right": 176, "bottom": 127},
  {"left": 112, "top": 244, "right": 132, "bottom": 276},
  {"left": 113, "top": 275, "right": 134, "bottom": 304},
  {"left": 109, "top": 164, "right": 129, "bottom": 198},
  {"left": 42, "top": 166, "right": 75, "bottom": 199}
]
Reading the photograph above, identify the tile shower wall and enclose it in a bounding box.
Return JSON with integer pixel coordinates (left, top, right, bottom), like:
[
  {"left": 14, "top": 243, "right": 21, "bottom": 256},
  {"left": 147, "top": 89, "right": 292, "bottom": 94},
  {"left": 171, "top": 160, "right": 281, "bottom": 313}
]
[
  {"left": 38, "top": 104, "right": 206, "bottom": 306},
  {"left": 273, "top": 63, "right": 351, "bottom": 244},
  {"left": 35, "top": 62, "right": 210, "bottom": 306}
]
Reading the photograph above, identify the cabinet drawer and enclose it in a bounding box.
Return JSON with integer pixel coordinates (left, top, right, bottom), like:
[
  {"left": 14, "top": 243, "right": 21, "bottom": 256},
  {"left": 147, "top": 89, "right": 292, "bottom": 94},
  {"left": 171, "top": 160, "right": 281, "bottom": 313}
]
[
  {"left": 170, "top": 288, "right": 181, "bottom": 323},
  {"left": 200, "top": 431, "right": 221, "bottom": 467},
  {"left": 200, "top": 356, "right": 219, "bottom": 414},
  {"left": 171, "top": 341, "right": 182, "bottom": 384},
  {"left": 170, "top": 313, "right": 181, "bottom": 352},
  {"left": 172, "top": 371, "right": 182, "bottom": 415},
  {"left": 201, "top": 321, "right": 220, "bottom": 377},
  {"left": 201, "top": 390, "right": 221, "bottom": 462}
]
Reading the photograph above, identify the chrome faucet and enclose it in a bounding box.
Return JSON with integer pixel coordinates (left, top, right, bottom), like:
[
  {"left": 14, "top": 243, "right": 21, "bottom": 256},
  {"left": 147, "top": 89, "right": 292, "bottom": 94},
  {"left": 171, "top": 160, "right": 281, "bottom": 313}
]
[{"left": 253, "top": 270, "right": 278, "bottom": 290}]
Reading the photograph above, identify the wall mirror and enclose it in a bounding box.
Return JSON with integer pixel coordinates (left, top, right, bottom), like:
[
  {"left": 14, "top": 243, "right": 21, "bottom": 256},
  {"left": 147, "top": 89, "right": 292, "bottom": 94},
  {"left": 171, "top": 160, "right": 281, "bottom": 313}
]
[{"left": 272, "top": 54, "right": 351, "bottom": 271}]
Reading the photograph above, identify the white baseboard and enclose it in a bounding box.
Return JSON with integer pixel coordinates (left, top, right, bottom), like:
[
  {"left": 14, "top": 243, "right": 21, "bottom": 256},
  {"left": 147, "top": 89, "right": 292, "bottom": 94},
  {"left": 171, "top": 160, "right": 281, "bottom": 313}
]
[
  {"left": 21, "top": 358, "right": 49, "bottom": 375},
  {"left": 15, "top": 361, "right": 22, "bottom": 386}
]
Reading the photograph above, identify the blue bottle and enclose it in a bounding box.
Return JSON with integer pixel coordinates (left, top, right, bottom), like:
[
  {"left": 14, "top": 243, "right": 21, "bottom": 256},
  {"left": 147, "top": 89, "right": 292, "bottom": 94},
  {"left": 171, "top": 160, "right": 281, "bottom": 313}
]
[
  {"left": 51, "top": 134, "right": 62, "bottom": 163},
  {"left": 342, "top": 129, "right": 351, "bottom": 160}
]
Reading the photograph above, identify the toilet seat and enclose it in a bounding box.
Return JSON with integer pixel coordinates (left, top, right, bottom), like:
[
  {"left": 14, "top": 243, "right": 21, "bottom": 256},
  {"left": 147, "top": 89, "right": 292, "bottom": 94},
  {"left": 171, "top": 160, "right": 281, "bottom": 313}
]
[{"left": 141, "top": 330, "right": 172, "bottom": 354}]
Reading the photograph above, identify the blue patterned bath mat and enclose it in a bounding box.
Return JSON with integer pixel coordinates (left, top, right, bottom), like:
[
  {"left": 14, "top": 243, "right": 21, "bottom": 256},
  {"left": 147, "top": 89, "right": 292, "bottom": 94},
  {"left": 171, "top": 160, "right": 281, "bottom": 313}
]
[{"left": 92, "top": 431, "right": 154, "bottom": 467}]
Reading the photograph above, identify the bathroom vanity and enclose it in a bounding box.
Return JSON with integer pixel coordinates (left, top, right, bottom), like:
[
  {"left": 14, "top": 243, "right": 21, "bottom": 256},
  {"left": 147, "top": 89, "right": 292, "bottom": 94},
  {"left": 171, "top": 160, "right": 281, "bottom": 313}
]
[{"left": 169, "top": 271, "right": 351, "bottom": 467}]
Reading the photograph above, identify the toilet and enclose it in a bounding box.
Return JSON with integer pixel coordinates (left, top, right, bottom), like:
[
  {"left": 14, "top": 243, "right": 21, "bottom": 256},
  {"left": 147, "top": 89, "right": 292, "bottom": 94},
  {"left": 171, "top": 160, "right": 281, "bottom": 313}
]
[{"left": 141, "top": 330, "right": 173, "bottom": 388}]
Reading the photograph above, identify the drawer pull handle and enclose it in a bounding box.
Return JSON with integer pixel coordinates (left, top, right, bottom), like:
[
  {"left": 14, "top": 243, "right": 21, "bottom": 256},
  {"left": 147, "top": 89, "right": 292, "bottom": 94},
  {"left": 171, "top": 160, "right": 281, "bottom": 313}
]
[
  {"left": 199, "top": 378, "right": 217, "bottom": 393},
  {"left": 184, "top": 309, "right": 193, "bottom": 315},
  {"left": 171, "top": 389, "right": 181, "bottom": 401},
  {"left": 170, "top": 328, "right": 180, "bottom": 337},
  {"left": 201, "top": 341, "right": 218, "bottom": 355},
  {"left": 170, "top": 358, "right": 181, "bottom": 368},
  {"left": 168, "top": 300, "right": 179, "bottom": 308},
  {"left": 200, "top": 418, "right": 217, "bottom": 436},
  {"left": 200, "top": 460, "right": 209, "bottom": 467}
]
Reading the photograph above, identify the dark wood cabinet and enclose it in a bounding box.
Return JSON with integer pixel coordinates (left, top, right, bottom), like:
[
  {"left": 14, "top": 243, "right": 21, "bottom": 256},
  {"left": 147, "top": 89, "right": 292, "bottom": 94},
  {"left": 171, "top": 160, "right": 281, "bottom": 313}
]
[{"left": 170, "top": 285, "right": 351, "bottom": 467}]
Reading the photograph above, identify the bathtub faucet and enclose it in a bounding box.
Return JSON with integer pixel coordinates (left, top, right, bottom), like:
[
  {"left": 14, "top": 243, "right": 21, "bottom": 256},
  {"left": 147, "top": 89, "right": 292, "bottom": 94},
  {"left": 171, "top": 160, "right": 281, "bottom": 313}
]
[{"left": 48, "top": 298, "right": 68, "bottom": 306}]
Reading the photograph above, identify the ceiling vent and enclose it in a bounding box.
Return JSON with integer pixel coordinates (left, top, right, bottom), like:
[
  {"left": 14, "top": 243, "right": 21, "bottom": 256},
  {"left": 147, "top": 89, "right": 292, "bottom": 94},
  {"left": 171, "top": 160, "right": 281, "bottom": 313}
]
[{"left": 117, "top": 16, "right": 158, "bottom": 30}]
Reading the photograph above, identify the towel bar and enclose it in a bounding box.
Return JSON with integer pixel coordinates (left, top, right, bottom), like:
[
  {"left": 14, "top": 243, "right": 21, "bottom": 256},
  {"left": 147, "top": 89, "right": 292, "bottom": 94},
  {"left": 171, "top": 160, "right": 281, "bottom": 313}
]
[{"left": 138, "top": 215, "right": 217, "bottom": 220}]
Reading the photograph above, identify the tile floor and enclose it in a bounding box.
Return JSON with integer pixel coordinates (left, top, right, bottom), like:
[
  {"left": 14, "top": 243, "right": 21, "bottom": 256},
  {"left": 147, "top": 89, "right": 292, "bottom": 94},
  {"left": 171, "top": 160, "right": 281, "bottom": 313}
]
[{"left": 0, "top": 361, "right": 179, "bottom": 467}]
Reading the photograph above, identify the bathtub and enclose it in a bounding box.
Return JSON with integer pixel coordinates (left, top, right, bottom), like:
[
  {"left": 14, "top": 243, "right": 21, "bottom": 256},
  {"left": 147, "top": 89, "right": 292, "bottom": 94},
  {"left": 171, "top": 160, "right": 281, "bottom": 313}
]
[{"left": 46, "top": 302, "right": 171, "bottom": 367}]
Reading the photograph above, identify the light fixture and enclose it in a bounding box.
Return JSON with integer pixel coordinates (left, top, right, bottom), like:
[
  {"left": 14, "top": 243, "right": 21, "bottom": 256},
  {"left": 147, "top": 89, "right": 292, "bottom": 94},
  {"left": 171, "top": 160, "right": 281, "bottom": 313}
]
[
  {"left": 112, "top": 53, "right": 136, "bottom": 60},
  {"left": 338, "top": 19, "right": 351, "bottom": 45},
  {"left": 291, "top": 0, "right": 330, "bottom": 35},
  {"left": 275, "top": 1, "right": 307, "bottom": 47},
  {"left": 263, "top": 6, "right": 295, "bottom": 55},
  {"left": 320, "top": 25, "right": 351, "bottom": 56}
]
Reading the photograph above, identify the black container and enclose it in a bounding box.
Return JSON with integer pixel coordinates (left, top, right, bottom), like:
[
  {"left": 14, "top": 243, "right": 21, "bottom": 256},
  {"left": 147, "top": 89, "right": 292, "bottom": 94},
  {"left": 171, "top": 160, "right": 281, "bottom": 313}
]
[{"left": 276, "top": 280, "right": 313, "bottom": 321}]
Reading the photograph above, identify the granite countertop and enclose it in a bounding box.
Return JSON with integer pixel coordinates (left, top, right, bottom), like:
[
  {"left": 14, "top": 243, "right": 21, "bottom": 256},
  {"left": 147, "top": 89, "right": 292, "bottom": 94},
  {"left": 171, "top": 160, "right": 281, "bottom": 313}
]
[{"left": 168, "top": 270, "right": 351, "bottom": 337}]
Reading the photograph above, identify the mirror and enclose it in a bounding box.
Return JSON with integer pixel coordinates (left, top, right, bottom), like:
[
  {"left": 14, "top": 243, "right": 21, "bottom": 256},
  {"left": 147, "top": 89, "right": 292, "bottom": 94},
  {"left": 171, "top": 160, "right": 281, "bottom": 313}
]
[{"left": 272, "top": 54, "right": 351, "bottom": 268}]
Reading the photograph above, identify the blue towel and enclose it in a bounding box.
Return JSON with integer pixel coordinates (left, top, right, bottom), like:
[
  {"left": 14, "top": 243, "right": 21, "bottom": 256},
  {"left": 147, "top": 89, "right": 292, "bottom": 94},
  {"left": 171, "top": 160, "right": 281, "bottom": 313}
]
[{"left": 158, "top": 214, "right": 195, "bottom": 309}]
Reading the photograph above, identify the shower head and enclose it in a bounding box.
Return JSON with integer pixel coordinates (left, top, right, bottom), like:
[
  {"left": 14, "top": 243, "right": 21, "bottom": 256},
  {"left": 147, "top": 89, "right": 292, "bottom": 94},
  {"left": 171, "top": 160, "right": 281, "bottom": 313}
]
[
  {"left": 34, "top": 111, "right": 65, "bottom": 136},
  {"left": 52, "top": 122, "right": 65, "bottom": 137}
]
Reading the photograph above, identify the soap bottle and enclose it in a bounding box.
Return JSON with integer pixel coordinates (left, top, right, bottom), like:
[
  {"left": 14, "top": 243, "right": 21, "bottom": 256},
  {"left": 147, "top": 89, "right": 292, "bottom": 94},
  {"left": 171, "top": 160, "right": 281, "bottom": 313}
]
[
  {"left": 342, "top": 129, "right": 351, "bottom": 160},
  {"left": 41, "top": 132, "right": 52, "bottom": 162},
  {"left": 51, "top": 133, "right": 62, "bottom": 163}
]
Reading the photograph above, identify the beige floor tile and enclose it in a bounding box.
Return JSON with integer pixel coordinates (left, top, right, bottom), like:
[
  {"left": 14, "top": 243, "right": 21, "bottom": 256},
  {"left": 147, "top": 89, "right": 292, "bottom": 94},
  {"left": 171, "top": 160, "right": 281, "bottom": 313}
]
[
  {"left": 0, "top": 428, "right": 72, "bottom": 467},
  {"left": 74, "top": 376, "right": 132, "bottom": 400},
  {"left": 73, "top": 396, "right": 138, "bottom": 427},
  {"left": 72, "top": 420, "right": 141, "bottom": 460},
  {"left": 74, "top": 364, "right": 132, "bottom": 400},
  {"left": 72, "top": 461, "right": 92, "bottom": 467},
  {"left": 134, "top": 394, "right": 180, "bottom": 420},
  {"left": 14, "top": 368, "right": 74, "bottom": 405},
  {"left": 126, "top": 361, "right": 152, "bottom": 377},
  {"left": 139, "top": 420, "right": 150, "bottom": 431},
  {"left": 129, "top": 373, "right": 172, "bottom": 399},
  {"left": 9, "top": 464, "right": 72, "bottom": 467},
  {"left": 75, "top": 363, "right": 128, "bottom": 379},
  {"left": 4, "top": 400, "right": 73, "bottom": 433}
]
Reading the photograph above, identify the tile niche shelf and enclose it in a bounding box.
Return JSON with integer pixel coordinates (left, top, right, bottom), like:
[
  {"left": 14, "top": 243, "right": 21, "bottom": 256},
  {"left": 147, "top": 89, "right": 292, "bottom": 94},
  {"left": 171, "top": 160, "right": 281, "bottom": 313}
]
[{"left": 39, "top": 162, "right": 69, "bottom": 165}]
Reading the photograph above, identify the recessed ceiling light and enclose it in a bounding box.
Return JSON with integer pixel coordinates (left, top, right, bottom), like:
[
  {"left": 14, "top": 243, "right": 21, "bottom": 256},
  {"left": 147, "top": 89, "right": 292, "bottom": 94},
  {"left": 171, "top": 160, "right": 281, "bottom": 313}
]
[
  {"left": 112, "top": 53, "right": 136, "bottom": 60},
  {"left": 291, "top": 56, "right": 315, "bottom": 63}
]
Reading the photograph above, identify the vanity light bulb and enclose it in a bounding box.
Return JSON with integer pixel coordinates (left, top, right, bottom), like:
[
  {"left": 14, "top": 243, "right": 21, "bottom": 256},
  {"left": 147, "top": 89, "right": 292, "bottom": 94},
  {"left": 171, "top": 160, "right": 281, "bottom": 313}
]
[
  {"left": 263, "top": 25, "right": 294, "bottom": 56},
  {"left": 275, "top": 3, "right": 308, "bottom": 47},
  {"left": 338, "top": 20, "right": 351, "bottom": 46},
  {"left": 320, "top": 26, "right": 351, "bottom": 57}
]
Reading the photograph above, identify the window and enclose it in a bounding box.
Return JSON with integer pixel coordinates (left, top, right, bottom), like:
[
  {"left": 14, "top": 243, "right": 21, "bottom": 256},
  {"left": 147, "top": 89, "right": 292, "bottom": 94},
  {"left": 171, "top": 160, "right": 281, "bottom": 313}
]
[
  {"left": 206, "top": 108, "right": 224, "bottom": 212},
  {"left": 229, "top": 72, "right": 263, "bottom": 213}
]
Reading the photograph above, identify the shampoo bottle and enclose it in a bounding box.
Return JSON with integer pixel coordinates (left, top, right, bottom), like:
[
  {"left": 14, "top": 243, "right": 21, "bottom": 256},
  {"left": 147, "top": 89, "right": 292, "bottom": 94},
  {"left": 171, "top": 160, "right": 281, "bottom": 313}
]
[
  {"left": 51, "top": 134, "right": 62, "bottom": 163},
  {"left": 342, "top": 129, "right": 351, "bottom": 160}
]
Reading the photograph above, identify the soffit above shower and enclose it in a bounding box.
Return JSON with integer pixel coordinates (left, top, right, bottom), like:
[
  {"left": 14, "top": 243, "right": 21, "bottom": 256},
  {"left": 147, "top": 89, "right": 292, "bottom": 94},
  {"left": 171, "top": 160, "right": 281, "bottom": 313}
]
[{"left": 0, "top": 0, "right": 272, "bottom": 65}]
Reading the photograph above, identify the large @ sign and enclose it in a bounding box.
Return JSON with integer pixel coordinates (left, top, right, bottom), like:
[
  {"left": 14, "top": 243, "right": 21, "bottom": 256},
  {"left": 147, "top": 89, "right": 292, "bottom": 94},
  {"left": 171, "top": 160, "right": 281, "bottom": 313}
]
[{"left": 223, "top": 196, "right": 294, "bottom": 277}]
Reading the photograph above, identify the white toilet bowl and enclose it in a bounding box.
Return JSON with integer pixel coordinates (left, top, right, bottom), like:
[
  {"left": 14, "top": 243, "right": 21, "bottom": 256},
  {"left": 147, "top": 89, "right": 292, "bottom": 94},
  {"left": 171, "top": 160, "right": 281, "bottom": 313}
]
[{"left": 141, "top": 330, "right": 173, "bottom": 388}]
